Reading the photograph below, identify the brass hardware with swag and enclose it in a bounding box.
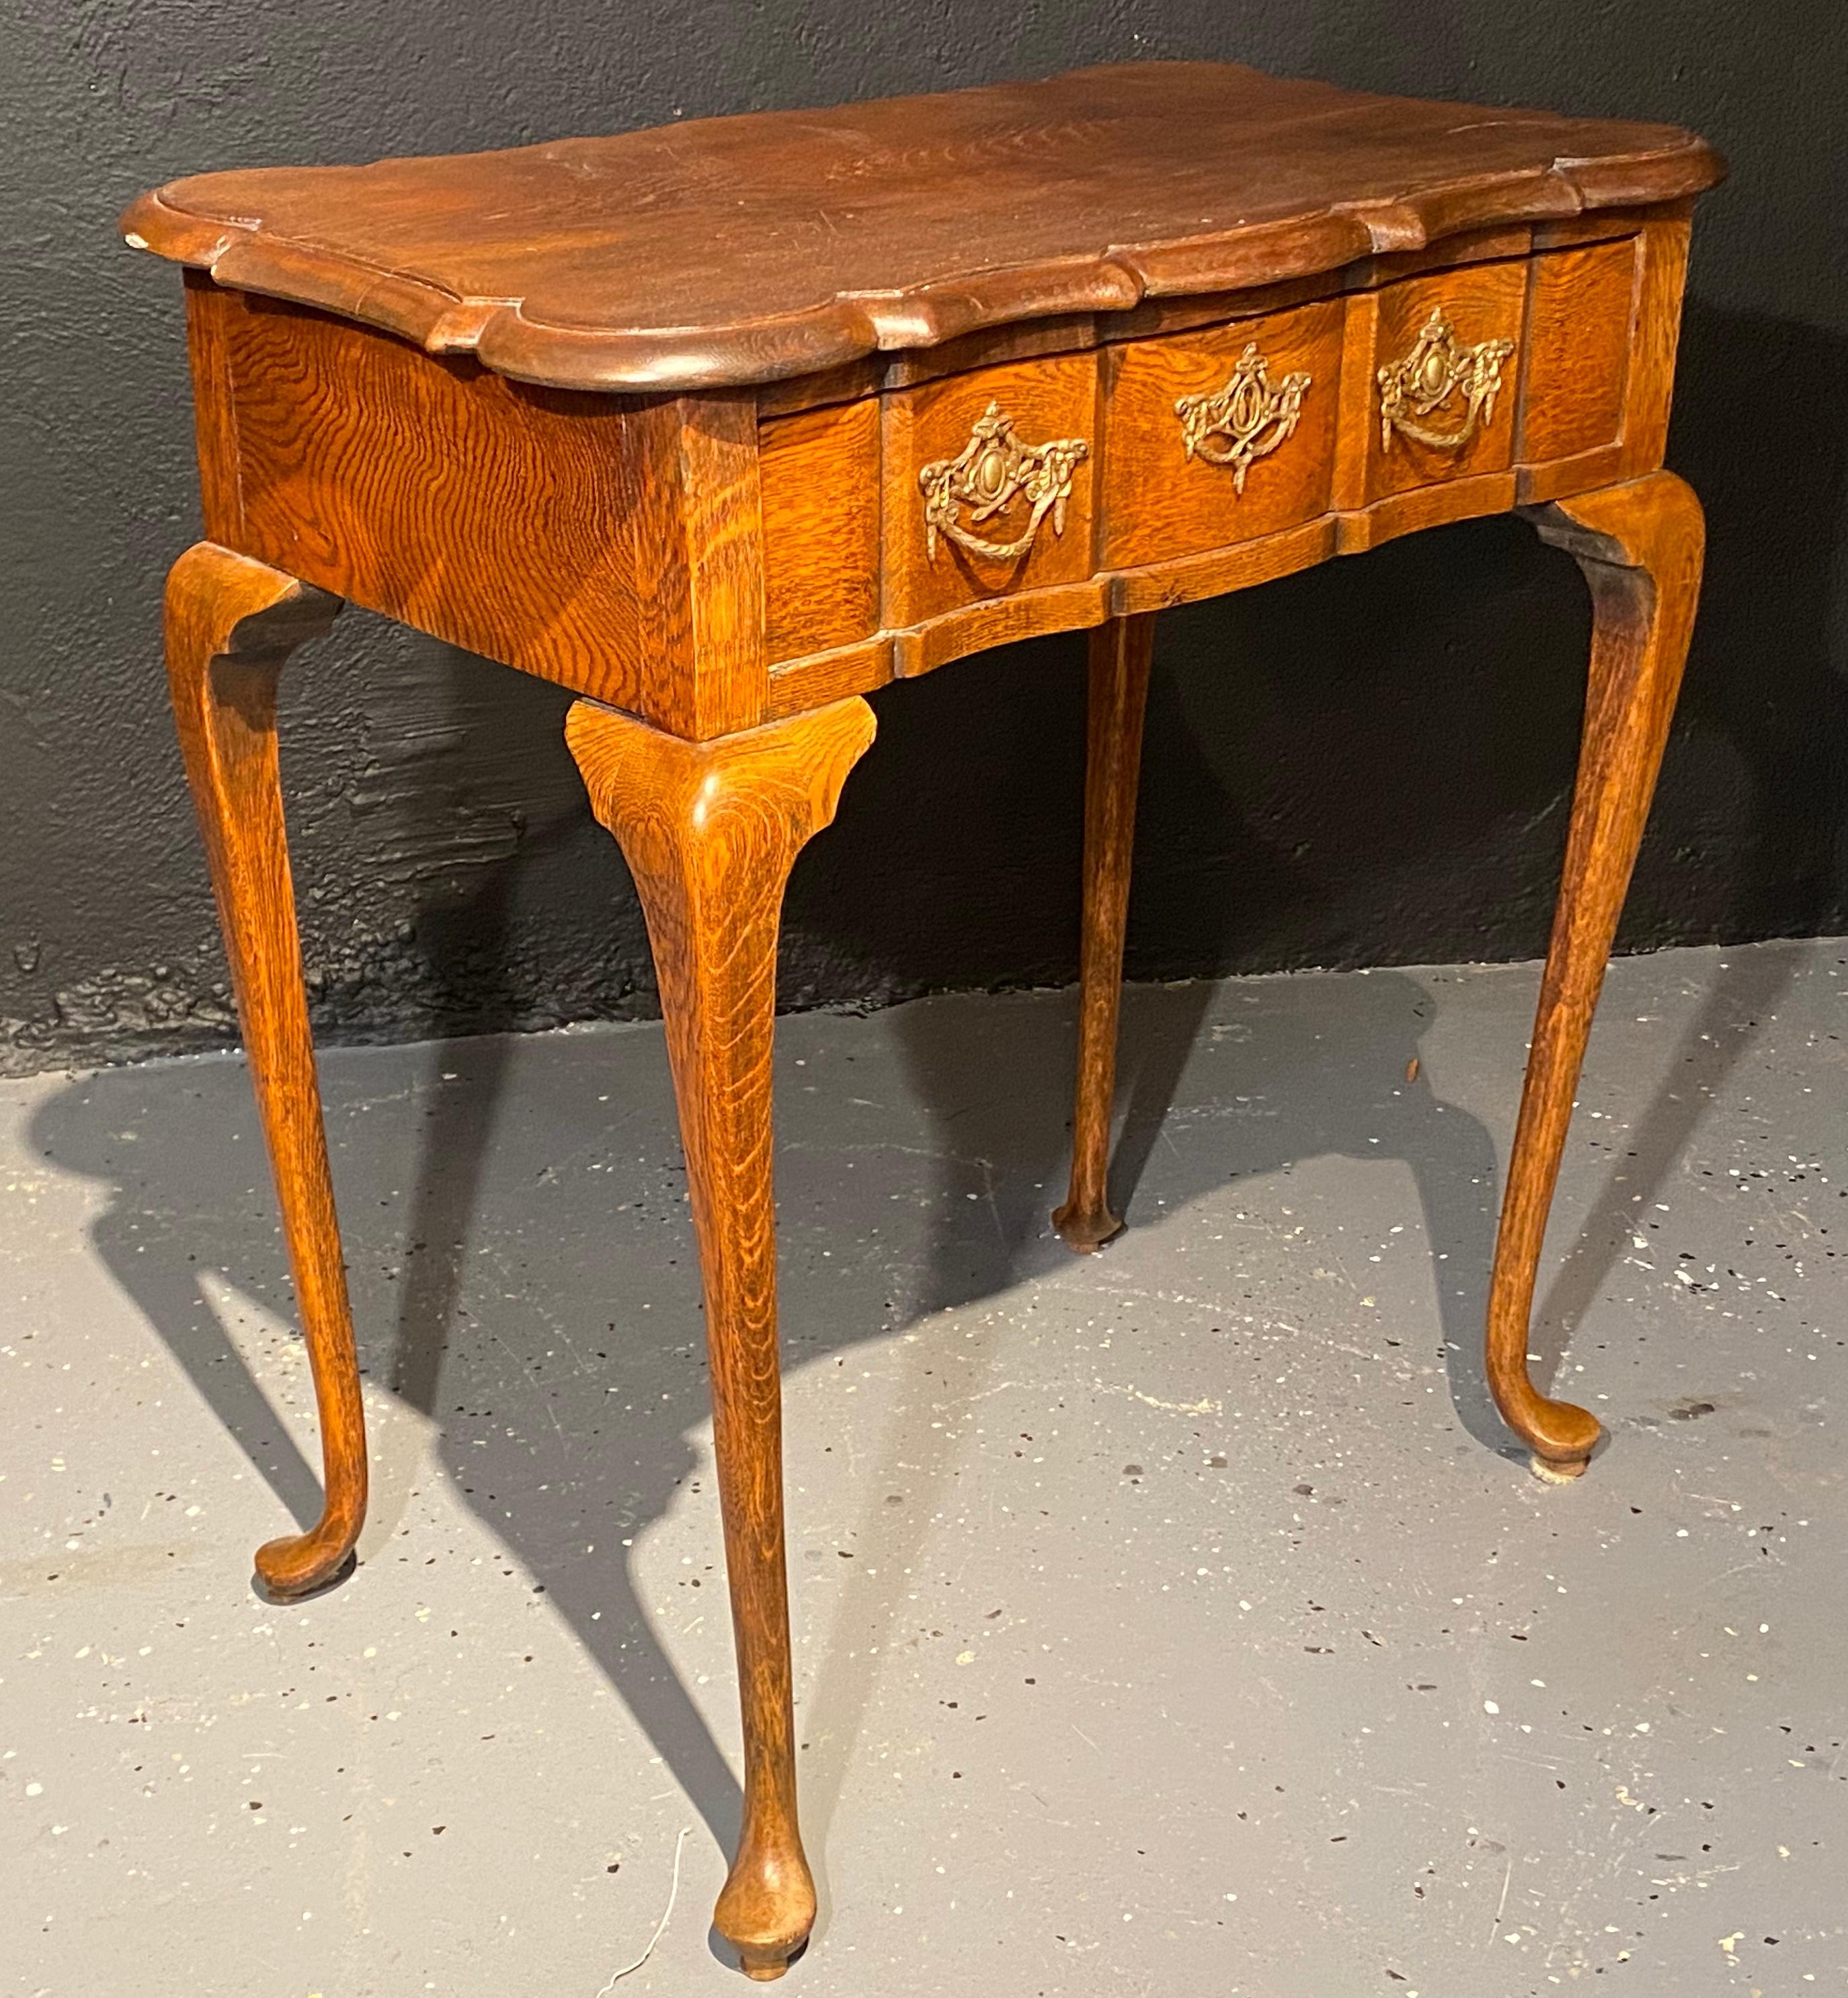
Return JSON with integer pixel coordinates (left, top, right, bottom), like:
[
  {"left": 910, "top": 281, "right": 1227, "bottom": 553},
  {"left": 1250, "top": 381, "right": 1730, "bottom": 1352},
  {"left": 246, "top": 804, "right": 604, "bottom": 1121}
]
[
  {"left": 1173, "top": 342, "right": 1312, "bottom": 492},
  {"left": 920, "top": 401, "right": 1089, "bottom": 562},
  {"left": 1377, "top": 307, "right": 1517, "bottom": 452}
]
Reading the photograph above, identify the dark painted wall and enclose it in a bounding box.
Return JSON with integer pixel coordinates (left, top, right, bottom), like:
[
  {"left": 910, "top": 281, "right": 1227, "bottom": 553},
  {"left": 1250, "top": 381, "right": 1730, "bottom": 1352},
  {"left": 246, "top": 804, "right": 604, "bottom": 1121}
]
[{"left": 3, "top": 3, "right": 1845, "bottom": 1075}]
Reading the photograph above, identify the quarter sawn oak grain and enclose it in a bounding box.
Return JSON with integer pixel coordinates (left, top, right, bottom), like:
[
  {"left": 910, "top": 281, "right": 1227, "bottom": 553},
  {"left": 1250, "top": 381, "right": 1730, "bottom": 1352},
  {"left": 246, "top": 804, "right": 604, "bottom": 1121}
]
[
  {"left": 123, "top": 63, "right": 1720, "bottom": 393},
  {"left": 566, "top": 695, "right": 878, "bottom": 1979},
  {"left": 126, "top": 59, "right": 1722, "bottom": 1978},
  {"left": 1488, "top": 471, "right": 1706, "bottom": 1478},
  {"left": 165, "top": 543, "right": 368, "bottom": 1599}
]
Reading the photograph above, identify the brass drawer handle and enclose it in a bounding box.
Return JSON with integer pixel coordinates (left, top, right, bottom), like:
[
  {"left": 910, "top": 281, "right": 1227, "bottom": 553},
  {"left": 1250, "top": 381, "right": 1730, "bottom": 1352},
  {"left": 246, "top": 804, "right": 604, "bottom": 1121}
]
[
  {"left": 1174, "top": 342, "right": 1311, "bottom": 492},
  {"left": 920, "top": 401, "right": 1088, "bottom": 563},
  {"left": 1377, "top": 307, "right": 1516, "bottom": 452}
]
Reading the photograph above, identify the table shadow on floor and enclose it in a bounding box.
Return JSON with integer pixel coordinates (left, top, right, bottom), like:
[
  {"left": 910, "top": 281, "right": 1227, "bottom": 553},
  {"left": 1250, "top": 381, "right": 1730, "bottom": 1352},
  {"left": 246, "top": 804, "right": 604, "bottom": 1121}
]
[{"left": 28, "top": 934, "right": 1792, "bottom": 1960}]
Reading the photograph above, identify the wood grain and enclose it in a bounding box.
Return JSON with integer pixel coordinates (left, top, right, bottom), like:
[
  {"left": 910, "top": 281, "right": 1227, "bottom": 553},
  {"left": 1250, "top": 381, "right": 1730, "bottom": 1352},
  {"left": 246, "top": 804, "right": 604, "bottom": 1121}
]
[
  {"left": 565, "top": 694, "right": 877, "bottom": 1979},
  {"left": 136, "top": 66, "right": 1725, "bottom": 1977},
  {"left": 760, "top": 398, "right": 882, "bottom": 663},
  {"left": 1618, "top": 205, "right": 1695, "bottom": 480},
  {"left": 752, "top": 216, "right": 1650, "bottom": 422},
  {"left": 187, "top": 222, "right": 1682, "bottom": 724},
  {"left": 1488, "top": 471, "right": 1705, "bottom": 1476},
  {"left": 891, "top": 575, "right": 1110, "bottom": 678},
  {"left": 764, "top": 639, "right": 895, "bottom": 719},
  {"left": 762, "top": 438, "right": 1614, "bottom": 698},
  {"left": 165, "top": 542, "right": 368, "bottom": 1598},
  {"left": 881, "top": 351, "right": 1098, "bottom": 629},
  {"left": 1108, "top": 517, "right": 1338, "bottom": 617},
  {"left": 1053, "top": 615, "right": 1157, "bottom": 1252},
  {"left": 123, "top": 63, "right": 1721, "bottom": 392},
  {"left": 191, "top": 282, "right": 768, "bottom": 737},
  {"left": 184, "top": 271, "right": 243, "bottom": 536},
  {"left": 1518, "top": 238, "right": 1638, "bottom": 466},
  {"left": 1359, "top": 257, "right": 1529, "bottom": 504},
  {"left": 1334, "top": 468, "right": 1521, "bottom": 554},
  {"left": 1100, "top": 298, "right": 1344, "bottom": 567},
  {"left": 1515, "top": 441, "right": 1628, "bottom": 510},
  {"left": 659, "top": 391, "right": 770, "bottom": 739}
]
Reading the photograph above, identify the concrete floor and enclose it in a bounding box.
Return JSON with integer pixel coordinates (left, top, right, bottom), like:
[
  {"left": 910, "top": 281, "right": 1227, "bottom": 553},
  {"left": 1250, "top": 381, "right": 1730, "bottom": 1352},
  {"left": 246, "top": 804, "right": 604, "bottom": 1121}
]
[{"left": 3, "top": 938, "right": 1845, "bottom": 1996}]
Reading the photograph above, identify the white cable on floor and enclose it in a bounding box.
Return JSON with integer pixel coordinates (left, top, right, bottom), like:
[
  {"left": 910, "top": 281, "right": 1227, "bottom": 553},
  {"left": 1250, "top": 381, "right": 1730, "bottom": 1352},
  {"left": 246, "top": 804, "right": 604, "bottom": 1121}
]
[{"left": 594, "top": 1825, "right": 691, "bottom": 1992}]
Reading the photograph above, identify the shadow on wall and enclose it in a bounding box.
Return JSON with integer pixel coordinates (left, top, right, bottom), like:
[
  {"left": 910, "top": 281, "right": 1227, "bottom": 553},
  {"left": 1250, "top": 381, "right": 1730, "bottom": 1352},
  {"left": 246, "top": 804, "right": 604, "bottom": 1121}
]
[{"left": 25, "top": 292, "right": 1848, "bottom": 1950}]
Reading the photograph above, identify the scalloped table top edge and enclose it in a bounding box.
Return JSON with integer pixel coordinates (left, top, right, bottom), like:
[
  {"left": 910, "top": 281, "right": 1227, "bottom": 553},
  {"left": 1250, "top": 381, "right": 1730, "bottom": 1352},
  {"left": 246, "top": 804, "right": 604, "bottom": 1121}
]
[{"left": 120, "top": 61, "right": 1724, "bottom": 393}]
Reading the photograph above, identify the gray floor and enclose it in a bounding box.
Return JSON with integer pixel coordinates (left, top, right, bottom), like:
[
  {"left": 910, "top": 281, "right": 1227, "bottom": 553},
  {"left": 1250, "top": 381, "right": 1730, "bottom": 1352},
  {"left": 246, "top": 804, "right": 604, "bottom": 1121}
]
[{"left": 3, "top": 938, "right": 1844, "bottom": 1996}]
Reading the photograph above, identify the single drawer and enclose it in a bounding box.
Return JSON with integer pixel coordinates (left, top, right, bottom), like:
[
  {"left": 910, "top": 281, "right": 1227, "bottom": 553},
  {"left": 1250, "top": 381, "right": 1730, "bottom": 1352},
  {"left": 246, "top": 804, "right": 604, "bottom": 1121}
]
[
  {"left": 1355, "top": 259, "right": 1529, "bottom": 504},
  {"left": 1100, "top": 296, "right": 1344, "bottom": 568},
  {"left": 881, "top": 352, "right": 1099, "bottom": 627}
]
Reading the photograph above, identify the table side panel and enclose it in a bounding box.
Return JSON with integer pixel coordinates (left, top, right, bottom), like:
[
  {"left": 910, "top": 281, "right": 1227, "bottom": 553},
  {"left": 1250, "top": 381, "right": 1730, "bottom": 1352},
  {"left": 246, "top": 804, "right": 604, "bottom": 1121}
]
[
  {"left": 1617, "top": 206, "right": 1693, "bottom": 481},
  {"left": 186, "top": 281, "right": 763, "bottom": 737}
]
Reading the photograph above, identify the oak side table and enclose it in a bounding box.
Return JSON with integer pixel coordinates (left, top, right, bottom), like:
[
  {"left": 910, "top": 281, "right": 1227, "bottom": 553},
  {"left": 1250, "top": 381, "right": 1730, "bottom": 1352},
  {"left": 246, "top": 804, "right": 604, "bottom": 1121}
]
[{"left": 123, "top": 63, "right": 1722, "bottom": 1977}]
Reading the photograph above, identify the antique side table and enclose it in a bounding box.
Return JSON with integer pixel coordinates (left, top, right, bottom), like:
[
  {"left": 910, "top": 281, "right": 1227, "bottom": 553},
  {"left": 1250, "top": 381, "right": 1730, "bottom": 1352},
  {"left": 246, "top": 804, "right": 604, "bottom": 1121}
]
[{"left": 123, "top": 64, "right": 1721, "bottom": 1977}]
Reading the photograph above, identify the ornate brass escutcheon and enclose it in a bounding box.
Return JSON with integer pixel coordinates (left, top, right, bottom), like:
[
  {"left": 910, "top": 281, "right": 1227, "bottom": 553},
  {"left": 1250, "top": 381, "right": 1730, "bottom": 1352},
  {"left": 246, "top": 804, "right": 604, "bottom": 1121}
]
[
  {"left": 1377, "top": 307, "right": 1516, "bottom": 452},
  {"left": 1173, "top": 343, "right": 1312, "bottom": 493},
  {"left": 919, "top": 401, "right": 1089, "bottom": 563}
]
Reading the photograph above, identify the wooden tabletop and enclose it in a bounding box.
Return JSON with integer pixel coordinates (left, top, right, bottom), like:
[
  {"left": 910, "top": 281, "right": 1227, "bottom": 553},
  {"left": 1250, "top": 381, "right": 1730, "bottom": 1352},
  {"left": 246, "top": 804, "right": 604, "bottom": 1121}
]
[{"left": 122, "top": 62, "right": 1721, "bottom": 394}]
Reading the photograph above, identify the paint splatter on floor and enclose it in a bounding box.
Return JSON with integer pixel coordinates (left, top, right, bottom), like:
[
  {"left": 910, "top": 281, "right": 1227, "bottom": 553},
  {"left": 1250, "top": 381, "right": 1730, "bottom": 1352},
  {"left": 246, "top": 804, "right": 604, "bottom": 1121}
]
[{"left": 1, "top": 938, "right": 1843, "bottom": 1993}]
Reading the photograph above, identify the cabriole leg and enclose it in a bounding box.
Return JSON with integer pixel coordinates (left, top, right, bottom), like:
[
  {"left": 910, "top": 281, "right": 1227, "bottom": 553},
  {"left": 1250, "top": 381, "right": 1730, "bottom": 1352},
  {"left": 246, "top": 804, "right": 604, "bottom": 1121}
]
[
  {"left": 165, "top": 541, "right": 368, "bottom": 1595},
  {"left": 1054, "top": 612, "right": 1157, "bottom": 1252},
  {"left": 1490, "top": 473, "right": 1705, "bottom": 1479},
  {"left": 567, "top": 694, "right": 877, "bottom": 1979}
]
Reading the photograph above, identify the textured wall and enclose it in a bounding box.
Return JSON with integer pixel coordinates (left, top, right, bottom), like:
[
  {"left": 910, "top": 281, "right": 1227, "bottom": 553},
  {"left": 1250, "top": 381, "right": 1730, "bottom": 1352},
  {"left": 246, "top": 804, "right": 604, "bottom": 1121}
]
[{"left": 3, "top": 3, "right": 1845, "bottom": 1074}]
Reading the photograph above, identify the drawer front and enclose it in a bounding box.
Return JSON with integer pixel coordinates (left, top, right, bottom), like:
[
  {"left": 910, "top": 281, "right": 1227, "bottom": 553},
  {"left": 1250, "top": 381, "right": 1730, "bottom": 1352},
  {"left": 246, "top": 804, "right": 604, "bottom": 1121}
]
[
  {"left": 758, "top": 236, "right": 1651, "bottom": 679},
  {"left": 881, "top": 352, "right": 1098, "bottom": 627},
  {"left": 1519, "top": 237, "right": 1639, "bottom": 465},
  {"left": 1358, "top": 260, "right": 1529, "bottom": 504},
  {"left": 760, "top": 397, "right": 883, "bottom": 663},
  {"left": 1100, "top": 296, "right": 1344, "bottom": 568}
]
